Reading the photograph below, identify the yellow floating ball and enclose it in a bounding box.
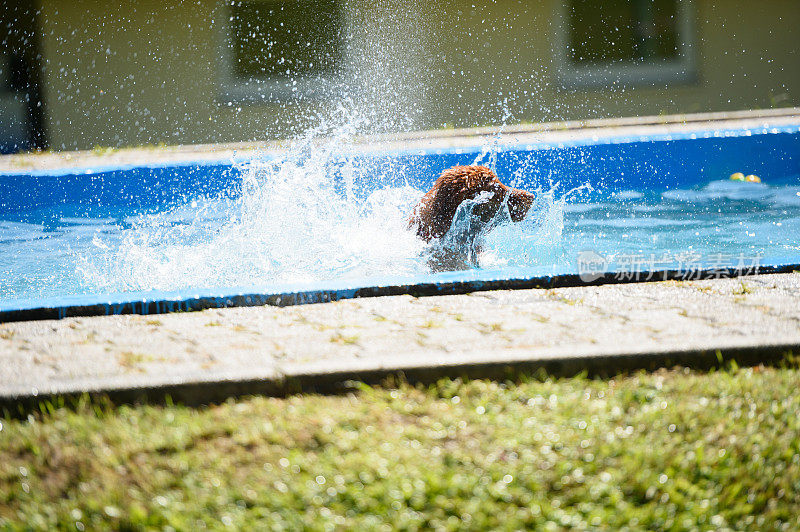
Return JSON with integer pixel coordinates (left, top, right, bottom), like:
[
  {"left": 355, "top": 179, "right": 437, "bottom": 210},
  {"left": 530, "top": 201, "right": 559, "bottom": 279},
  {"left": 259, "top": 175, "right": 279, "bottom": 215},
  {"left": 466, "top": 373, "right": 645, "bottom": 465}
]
[
  {"left": 729, "top": 172, "right": 745, "bottom": 181},
  {"left": 745, "top": 174, "right": 761, "bottom": 183}
]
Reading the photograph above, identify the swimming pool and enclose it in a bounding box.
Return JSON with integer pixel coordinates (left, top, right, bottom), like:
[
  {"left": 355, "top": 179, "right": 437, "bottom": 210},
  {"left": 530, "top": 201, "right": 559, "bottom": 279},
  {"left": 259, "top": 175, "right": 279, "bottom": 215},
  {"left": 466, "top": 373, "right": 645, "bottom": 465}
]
[{"left": 1, "top": 119, "right": 799, "bottom": 321}]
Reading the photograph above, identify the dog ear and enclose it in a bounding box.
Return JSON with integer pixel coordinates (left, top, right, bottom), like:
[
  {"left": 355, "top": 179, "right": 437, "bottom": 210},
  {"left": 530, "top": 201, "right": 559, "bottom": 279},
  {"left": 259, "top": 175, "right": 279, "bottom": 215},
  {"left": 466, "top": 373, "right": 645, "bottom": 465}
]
[
  {"left": 409, "top": 187, "right": 451, "bottom": 242},
  {"left": 414, "top": 171, "right": 468, "bottom": 241}
]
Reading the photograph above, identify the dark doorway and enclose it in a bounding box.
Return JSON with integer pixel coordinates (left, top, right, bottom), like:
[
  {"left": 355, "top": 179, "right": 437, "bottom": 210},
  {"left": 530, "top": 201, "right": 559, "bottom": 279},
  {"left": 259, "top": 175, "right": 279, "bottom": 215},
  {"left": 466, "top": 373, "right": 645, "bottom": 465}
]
[{"left": 1, "top": 0, "right": 47, "bottom": 153}]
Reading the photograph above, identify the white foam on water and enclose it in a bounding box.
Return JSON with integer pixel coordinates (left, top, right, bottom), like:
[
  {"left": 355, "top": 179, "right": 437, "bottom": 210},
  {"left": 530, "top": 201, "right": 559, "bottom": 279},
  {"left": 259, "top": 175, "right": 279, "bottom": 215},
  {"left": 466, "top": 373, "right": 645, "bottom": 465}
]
[{"left": 613, "top": 190, "right": 645, "bottom": 200}]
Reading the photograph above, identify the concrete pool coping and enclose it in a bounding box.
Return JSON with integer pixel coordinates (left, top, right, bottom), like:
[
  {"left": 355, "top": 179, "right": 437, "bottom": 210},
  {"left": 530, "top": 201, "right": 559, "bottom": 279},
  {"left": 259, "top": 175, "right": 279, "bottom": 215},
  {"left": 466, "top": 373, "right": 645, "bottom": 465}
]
[{"left": 1, "top": 108, "right": 800, "bottom": 407}]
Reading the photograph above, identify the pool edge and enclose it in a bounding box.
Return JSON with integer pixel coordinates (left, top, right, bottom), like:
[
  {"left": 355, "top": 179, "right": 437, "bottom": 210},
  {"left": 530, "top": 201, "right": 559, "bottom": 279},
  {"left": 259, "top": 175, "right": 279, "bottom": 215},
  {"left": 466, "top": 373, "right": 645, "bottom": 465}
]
[{"left": 2, "top": 263, "right": 798, "bottom": 323}]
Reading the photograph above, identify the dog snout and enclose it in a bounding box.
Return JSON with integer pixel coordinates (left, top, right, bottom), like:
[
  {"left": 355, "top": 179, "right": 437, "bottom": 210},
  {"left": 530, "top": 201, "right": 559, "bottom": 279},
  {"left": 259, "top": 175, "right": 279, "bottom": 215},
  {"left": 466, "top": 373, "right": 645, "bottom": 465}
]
[{"left": 507, "top": 189, "right": 535, "bottom": 222}]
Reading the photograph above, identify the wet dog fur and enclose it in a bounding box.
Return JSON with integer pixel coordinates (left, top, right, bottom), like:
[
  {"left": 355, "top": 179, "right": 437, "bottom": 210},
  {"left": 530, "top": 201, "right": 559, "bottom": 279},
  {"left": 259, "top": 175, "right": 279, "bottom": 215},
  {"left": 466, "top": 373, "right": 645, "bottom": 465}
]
[{"left": 408, "top": 165, "right": 535, "bottom": 270}]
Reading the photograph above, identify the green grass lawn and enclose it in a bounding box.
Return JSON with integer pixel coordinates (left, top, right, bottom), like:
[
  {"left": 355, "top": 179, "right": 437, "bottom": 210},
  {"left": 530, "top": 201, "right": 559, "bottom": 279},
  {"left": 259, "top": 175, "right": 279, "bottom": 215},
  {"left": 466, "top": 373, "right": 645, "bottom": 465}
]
[{"left": 2, "top": 364, "right": 799, "bottom": 530}]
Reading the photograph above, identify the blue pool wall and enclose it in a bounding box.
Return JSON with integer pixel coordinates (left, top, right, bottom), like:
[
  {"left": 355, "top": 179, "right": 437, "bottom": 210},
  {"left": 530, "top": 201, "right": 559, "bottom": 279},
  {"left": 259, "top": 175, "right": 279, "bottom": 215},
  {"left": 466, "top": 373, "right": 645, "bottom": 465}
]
[{"left": 1, "top": 124, "right": 799, "bottom": 219}]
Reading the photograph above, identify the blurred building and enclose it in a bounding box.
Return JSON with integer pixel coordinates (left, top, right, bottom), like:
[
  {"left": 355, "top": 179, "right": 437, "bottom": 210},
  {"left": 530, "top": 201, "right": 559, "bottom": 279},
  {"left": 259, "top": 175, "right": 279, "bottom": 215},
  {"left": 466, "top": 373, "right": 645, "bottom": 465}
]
[{"left": 1, "top": 0, "right": 798, "bottom": 152}]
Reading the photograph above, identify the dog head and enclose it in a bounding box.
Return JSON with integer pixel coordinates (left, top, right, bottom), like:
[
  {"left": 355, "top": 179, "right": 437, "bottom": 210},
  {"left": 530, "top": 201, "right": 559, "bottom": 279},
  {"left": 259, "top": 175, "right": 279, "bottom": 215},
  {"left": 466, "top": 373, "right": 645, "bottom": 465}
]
[{"left": 409, "top": 165, "right": 535, "bottom": 242}]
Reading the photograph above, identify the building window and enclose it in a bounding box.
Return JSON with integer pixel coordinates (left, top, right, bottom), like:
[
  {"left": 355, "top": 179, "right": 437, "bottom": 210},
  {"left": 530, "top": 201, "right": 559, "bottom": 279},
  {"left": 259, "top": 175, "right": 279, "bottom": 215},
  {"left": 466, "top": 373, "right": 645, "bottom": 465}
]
[
  {"left": 218, "top": 0, "right": 345, "bottom": 103},
  {"left": 553, "top": 0, "right": 695, "bottom": 88}
]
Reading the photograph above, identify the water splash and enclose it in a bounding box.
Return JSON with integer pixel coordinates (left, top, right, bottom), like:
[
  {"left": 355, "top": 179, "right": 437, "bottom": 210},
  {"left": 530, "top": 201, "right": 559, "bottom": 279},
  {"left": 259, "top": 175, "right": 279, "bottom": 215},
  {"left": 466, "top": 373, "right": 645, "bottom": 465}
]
[{"left": 77, "top": 104, "right": 567, "bottom": 293}]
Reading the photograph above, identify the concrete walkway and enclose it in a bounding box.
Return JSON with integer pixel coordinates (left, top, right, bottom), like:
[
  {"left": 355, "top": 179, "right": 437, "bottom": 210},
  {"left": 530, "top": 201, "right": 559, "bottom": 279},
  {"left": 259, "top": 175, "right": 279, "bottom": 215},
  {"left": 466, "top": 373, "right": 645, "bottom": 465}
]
[{"left": 2, "top": 273, "right": 799, "bottom": 406}]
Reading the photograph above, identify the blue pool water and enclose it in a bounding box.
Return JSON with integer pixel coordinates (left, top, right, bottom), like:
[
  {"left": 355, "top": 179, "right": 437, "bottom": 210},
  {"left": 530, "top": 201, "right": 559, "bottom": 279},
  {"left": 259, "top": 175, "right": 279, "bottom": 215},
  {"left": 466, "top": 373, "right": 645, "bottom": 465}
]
[{"left": 1, "top": 123, "right": 799, "bottom": 319}]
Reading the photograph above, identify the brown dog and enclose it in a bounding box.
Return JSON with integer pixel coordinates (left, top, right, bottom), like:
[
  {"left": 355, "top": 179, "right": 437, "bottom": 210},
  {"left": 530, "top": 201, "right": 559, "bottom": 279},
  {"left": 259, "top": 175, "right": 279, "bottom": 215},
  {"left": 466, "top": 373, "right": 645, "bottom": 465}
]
[
  {"left": 408, "top": 165, "right": 535, "bottom": 241},
  {"left": 408, "top": 165, "right": 535, "bottom": 270}
]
